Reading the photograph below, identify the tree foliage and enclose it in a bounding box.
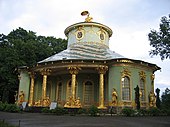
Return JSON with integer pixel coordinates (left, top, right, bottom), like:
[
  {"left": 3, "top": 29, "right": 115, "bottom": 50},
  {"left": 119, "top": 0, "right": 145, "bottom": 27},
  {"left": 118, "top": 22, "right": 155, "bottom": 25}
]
[
  {"left": 155, "top": 88, "right": 161, "bottom": 109},
  {"left": 161, "top": 88, "right": 170, "bottom": 109},
  {"left": 134, "top": 85, "right": 140, "bottom": 110},
  {"left": 148, "top": 14, "right": 170, "bottom": 60},
  {"left": 0, "top": 27, "right": 67, "bottom": 103}
]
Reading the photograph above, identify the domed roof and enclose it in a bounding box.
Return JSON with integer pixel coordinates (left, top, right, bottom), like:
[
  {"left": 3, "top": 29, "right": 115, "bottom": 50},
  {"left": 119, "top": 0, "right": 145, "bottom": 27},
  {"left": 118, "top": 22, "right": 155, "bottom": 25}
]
[
  {"left": 38, "top": 11, "right": 125, "bottom": 64},
  {"left": 38, "top": 42, "right": 124, "bottom": 63}
]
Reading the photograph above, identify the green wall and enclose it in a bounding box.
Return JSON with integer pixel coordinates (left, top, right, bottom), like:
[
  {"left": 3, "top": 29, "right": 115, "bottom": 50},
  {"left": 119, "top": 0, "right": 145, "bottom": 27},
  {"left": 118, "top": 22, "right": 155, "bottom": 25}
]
[
  {"left": 108, "top": 64, "right": 153, "bottom": 105},
  {"left": 18, "top": 71, "right": 30, "bottom": 102}
]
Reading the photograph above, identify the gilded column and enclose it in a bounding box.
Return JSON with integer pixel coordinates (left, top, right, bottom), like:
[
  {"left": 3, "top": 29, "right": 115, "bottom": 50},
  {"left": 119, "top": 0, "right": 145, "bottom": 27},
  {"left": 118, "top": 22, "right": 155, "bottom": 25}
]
[
  {"left": 68, "top": 66, "right": 81, "bottom": 101},
  {"left": 96, "top": 65, "right": 108, "bottom": 109},
  {"left": 64, "top": 66, "right": 81, "bottom": 108},
  {"left": 41, "top": 69, "right": 51, "bottom": 102},
  {"left": 28, "top": 72, "right": 35, "bottom": 106},
  {"left": 42, "top": 74, "right": 47, "bottom": 100}
]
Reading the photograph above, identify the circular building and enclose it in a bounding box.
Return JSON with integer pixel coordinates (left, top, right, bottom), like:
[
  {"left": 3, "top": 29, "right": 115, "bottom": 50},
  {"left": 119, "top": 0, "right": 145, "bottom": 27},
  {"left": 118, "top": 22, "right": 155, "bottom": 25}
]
[{"left": 18, "top": 12, "right": 160, "bottom": 110}]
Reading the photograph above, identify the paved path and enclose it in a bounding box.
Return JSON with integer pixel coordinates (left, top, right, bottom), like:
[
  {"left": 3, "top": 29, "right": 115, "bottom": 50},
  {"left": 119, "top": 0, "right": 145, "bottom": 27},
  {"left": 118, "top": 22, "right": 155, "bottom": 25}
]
[{"left": 0, "top": 111, "right": 170, "bottom": 127}]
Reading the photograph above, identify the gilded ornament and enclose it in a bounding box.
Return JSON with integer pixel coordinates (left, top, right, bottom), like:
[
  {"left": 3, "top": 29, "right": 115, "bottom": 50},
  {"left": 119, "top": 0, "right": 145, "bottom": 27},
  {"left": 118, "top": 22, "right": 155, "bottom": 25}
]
[
  {"left": 81, "top": 11, "right": 93, "bottom": 22},
  {"left": 121, "top": 68, "right": 131, "bottom": 77},
  {"left": 139, "top": 71, "right": 146, "bottom": 79},
  {"left": 75, "top": 27, "right": 85, "bottom": 40}
]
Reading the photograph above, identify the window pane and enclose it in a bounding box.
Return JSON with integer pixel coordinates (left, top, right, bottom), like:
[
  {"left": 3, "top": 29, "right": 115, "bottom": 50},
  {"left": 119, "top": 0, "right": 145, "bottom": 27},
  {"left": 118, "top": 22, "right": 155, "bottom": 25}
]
[
  {"left": 140, "top": 79, "right": 145, "bottom": 101},
  {"left": 122, "top": 76, "right": 130, "bottom": 100}
]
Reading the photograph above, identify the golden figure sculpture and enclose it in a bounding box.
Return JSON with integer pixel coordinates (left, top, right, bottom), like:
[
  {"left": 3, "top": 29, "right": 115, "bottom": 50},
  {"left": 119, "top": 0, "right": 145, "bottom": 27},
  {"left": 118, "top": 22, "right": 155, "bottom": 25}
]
[
  {"left": 34, "top": 100, "right": 42, "bottom": 106},
  {"left": 75, "top": 97, "right": 82, "bottom": 108},
  {"left": 112, "top": 88, "right": 118, "bottom": 106},
  {"left": 42, "top": 96, "right": 51, "bottom": 107},
  {"left": 149, "top": 91, "right": 156, "bottom": 107},
  {"left": 81, "top": 11, "right": 93, "bottom": 22},
  {"left": 18, "top": 91, "right": 24, "bottom": 104},
  {"left": 64, "top": 96, "right": 82, "bottom": 108},
  {"left": 64, "top": 96, "right": 72, "bottom": 107}
]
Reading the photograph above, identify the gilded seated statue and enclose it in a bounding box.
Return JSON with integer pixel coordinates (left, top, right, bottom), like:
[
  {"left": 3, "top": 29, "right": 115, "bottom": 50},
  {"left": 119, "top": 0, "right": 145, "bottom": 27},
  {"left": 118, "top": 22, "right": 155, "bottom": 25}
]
[
  {"left": 43, "top": 96, "right": 51, "bottom": 107},
  {"left": 112, "top": 88, "right": 118, "bottom": 106},
  {"left": 18, "top": 91, "right": 24, "bottom": 104},
  {"left": 75, "top": 97, "right": 82, "bottom": 108}
]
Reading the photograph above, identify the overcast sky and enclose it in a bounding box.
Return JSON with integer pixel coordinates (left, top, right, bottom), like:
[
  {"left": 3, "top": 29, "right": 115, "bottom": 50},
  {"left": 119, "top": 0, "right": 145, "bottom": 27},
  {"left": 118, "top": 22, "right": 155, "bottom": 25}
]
[{"left": 0, "top": 0, "right": 170, "bottom": 93}]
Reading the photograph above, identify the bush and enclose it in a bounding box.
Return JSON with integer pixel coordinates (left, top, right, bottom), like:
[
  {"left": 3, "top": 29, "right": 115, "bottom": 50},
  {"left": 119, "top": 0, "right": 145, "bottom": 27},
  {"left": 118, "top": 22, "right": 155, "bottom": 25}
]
[
  {"left": 138, "top": 109, "right": 148, "bottom": 116},
  {"left": 88, "top": 105, "right": 99, "bottom": 116},
  {"left": 0, "top": 102, "right": 7, "bottom": 111},
  {"left": 51, "top": 107, "right": 65, "bottom": 115},
  {"left": 41, "top": 108, "right": 50, "bottom": 113},
  {"left": 122, "top": 108, "right": 135, "bottom": 117},
  {"left": 148, "top": 107, "right": 161, "bottom": 116},
  {"left": 4, "top": 104, "right": 20, "bottom": 113},
  {"left": 0, "top": 102, "right": 20, "bottom": 113},
  {"left": 77, "top": 108, "right": 87, "bottom": 114}
]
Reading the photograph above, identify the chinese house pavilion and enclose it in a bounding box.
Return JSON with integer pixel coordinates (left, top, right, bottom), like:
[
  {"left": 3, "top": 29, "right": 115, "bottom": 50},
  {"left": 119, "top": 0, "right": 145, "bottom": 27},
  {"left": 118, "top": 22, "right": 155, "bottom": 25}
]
[{"left": 18, "top": 11, "right": 160, "bottom": 110}]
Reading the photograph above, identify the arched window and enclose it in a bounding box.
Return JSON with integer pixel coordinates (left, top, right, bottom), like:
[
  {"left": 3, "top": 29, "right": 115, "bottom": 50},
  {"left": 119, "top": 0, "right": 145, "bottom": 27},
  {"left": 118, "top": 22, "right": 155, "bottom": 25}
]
[
  {"left": 122, "top": 76, "right": 130, "bottom": 101},
  {"left": 140, "top": 79, "right": 145, "bottom": 101},
  {"left": 83, "top": 81, "right": 93, "bottom": 106},
  {"left": 56, "top": 82, "right": 62, "bottom": 101}
]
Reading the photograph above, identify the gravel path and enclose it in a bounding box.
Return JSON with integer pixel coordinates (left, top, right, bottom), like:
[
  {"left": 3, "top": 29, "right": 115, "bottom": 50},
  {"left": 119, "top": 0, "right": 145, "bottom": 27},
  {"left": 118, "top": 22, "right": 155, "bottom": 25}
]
[{"left": 0, "top": 111, "right": 170, "bottom": 127}]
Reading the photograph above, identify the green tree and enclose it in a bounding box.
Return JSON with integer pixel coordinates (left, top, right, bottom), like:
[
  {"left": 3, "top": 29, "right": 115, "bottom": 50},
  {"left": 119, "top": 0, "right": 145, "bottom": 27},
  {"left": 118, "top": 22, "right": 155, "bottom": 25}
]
[
  {"left": 134, "top": 85, "right": 140, "bottom": 110},
  {"left": 0, "top": 27, "right": 67, "bottom": 103},
  {"left": 155, "top": 88, "right": 161, "bottom": 109},
  {"left": 161, "top": 88, "right": 170, "bottom": 109},
  {"left": 148, "top": 14, "right": 170, "bottom": 60}
]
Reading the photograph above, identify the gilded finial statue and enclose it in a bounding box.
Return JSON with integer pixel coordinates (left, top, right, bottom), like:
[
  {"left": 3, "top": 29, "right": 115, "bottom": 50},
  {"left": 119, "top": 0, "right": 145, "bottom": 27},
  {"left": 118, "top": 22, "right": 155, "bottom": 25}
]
[{"left": 81, "top": 11, "right": 93, "bottom": 22}]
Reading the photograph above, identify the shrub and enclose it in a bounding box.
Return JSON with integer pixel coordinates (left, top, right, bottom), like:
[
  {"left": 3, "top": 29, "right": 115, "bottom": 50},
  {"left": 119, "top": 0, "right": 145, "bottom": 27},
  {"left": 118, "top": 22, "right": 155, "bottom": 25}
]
[
  {"left": 138, "top": 109, "right": 148, "bottom": 116},
  {"left": 148, "top": 107, "right": 160, "bottom": 116},
  {"left": 51, "top": 107, "right": 65, "bottom": 115},
  {"left": 0, "top": 102, "right": 7, "bottom": 111},
  {"left": 41, "top": 108, "right": 50, "bottom": 113},
  {"left": 4, "top": 104, "right": 20, "bottom": 113},
  {"left": 122, "top": 108, "right": 135, "bottom": 117},
  {"left": 77, "top": 108, "right": 87, "bottom": 114},
  {"left": 88, "top": 105, "right": 99, "bottom": 116}
]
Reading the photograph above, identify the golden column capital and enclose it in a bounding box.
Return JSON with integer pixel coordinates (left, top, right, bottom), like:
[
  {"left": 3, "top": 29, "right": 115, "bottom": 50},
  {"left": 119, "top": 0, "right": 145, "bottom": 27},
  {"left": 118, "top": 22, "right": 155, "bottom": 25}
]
[
  {"left": 40, "top": 68, "right": 51, "bottom": 76},
  {"left": 96, "top": 65, "right": 108, "bottom": 74},
  {"left": 68, "top": 66, "right": 81, "bottom": 75}
]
